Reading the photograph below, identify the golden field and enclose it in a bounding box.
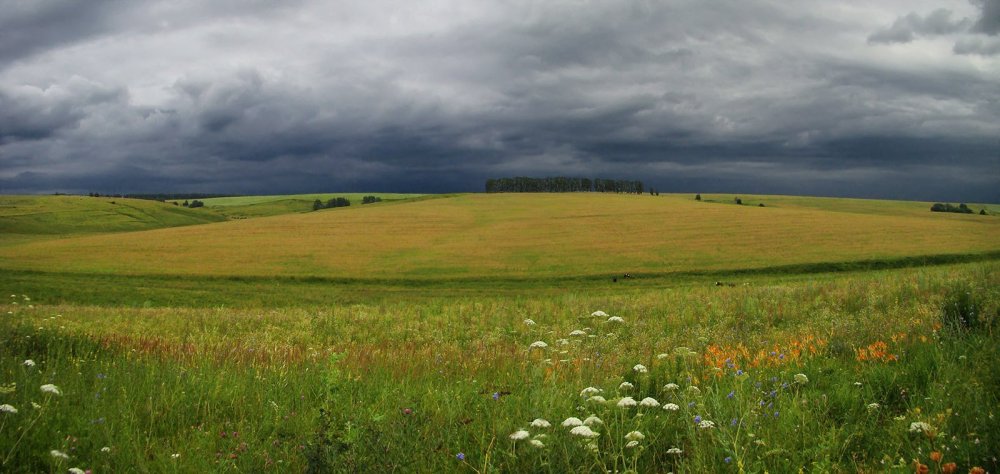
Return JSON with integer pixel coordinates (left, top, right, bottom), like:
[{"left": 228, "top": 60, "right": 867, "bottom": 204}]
[{"left": 0, "top": 193, "right": 996, "bottom": 279}]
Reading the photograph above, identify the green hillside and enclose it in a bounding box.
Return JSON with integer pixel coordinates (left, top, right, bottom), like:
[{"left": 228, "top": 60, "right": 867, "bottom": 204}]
[
  {"left": 170, "top": 193, "right": 426, "bottom": 218},
  {"left": 0, "top": 195, "right": 225, "bottom": 244}
]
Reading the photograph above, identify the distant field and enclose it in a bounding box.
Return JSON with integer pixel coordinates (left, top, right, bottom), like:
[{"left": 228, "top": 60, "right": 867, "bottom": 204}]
[
  {"left": 169, "top": 193, "right": 427, "bottom": 218},
  {"left": 691, "top": 193, "right": 1000, "bottom": 218},
  {"left": 1, "top": 193, "right": 996, "bottom": 279},
  {"left": 0, "top": 195, "right": 224, "bottom": 245}
]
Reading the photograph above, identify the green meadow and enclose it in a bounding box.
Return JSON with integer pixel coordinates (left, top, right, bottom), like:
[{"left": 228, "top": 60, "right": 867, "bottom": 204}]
[{"left": 1, "top": 193, "right": 998, "bottom": 472}]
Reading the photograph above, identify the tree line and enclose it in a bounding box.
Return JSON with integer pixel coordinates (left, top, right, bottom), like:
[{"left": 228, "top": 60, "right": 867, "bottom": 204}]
[{"left": 485, "top": 177, "right": 645, "bottom": 194}]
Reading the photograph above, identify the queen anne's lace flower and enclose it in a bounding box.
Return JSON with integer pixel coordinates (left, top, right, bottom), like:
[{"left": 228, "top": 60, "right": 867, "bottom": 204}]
[
  {"left": 569, "top": 330, "right": 587, "bottom": 337},
  {"left": 509, "top": 430, "right": 530, "bottom": 441},
  {"left": 570, "top": 425, "right": 599, "bottom": 438},
  {"left": 663, "top": 403, "right": 680, "bottom": 411},
  {"left": 625, "top": 431, "right": 645, "bottom": 441},
  {"left": 50, "top": 450, "right": 69, "bottom": 459},
  {"left": 633, "top": 364, "right": 648, "bottom": 373},
  {"left": 40, "top": 384, "right": 61, "bottom": 396},
  {"left": 588, "top": 395, "right": 607, "bottom": 404},
  {"left": 619, "top": 381, "right": 634, "bottom": 391},
  {"left": 607, "top": 316, "right": 625, "bottom": 323},
  {"left": 663, "top": 383, "right": 680, "bottom": 391},
  {"left": 909, "top": 422, "right": 933, "bottom": 433},
  {"left": 0, "top": 404, "right": 17, "bottom": 414},
  {"left": 639, "top": 397, "right": 660, "bottom": 408},
  {"left": 617, "top": 397, "right": 637, "bottom": 408},
  {"left": 529, "top": 341, "right": 548, "bottom": 349},
  {"left": 23, "top": 359, "right": 35, "bottom": 367},
  {"left": 580, "top": 387, "right": 602, "bottom": 397},
  {"left": 698, "top": 420, "right": 716, "bottom": 429},
  {"left": 667, "top": 447, "right": 683, "bottom": 454},
  {"left": 561, "top": 417, "right": 583, "bottom": 427},
  {"left": 523, "top": 319, "right": 536, "bottom": 326},
  {"left": 591, "top": 310, "right": 608, "bottom": 318},
  {"left": 529, "top": 439, "right": 545, "bottom": 448},
  {"left": 529, "top": 418, "right": 551, "bottom": 428},
  {"left": 583, "top": 415, "right": 603, "bottom": 426},
  {"left": 794, "top": 373, "right": 809, "bottom": 385},
  {"left": 625, "top": 440, "right": 640, "bottom": 448}
]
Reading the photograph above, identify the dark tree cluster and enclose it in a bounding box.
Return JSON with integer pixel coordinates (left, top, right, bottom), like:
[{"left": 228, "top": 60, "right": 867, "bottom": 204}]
[
  {"left": 312, "top": 197, "right": 351, "bottom": 211},
  {"left": 485, "top": 177, "right": 644, "bottom": 194},
  {"left": 930, "top": 203, "right": 976, "bottom": 214},
  {"left": 182, "top": 200, "right": 205, "bottom": 208},
  {"left": 361, "top": 195, "right": 382, "bottom": 204}
]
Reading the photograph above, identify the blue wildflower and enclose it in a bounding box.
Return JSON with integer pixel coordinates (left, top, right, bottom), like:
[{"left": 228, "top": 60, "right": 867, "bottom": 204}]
[
  {"left": 456, "top": 453, "right": 465, "bottom": 461},
  {"left": 727, "top": 391, "right": 735, "bottom": 399},
  {"left": 694, "top": 415, "right": 702, "bottom": 424}
]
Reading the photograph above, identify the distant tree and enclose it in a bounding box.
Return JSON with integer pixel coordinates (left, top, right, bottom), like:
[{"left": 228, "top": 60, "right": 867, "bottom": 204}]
[
  {"left": 182, "top": 200, "right": 190, "bottom": 207},
  {"left": 759, "top": 203, "right": 765, "bottom": 207},
  {"left": 188, "top": 200, "right": 204, "bottom": 208},
  {"left": 312, "top": 199, "right": 324, "bottom": 211},
  {"left": 981, "top": 209, "right": 988, "bottom": 215},
  {"left": 362, "top": 195, "right": 382, "bottom": 204},
  {"left": 735, "top": 197, "right": 742, "bottom": 205},
  {"left": 695, "top": 194, "right": 701, "bottom": 201},
  {"left": 931, "top": 203, "right": 973, "bottom": 214}
]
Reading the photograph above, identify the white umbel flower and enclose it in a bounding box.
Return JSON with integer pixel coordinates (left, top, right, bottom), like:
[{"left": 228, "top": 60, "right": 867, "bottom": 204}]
[
  {"left": 639, "top": 397, "right": 660, "bottom": 408},
  {"left": 529, "top": 341, "right": 548, "bottom": 349},
  {"left": 569, "top": 425, "right": 599, "bottom": 438},
  {"left": 50, "top": 450, "right": 69, "bottom": 459},
  {"left": 625, "top": 440, "right": 640, "bottom": 448},
  {"left": 663, "top": 403, "right": 680, "bottom": 411},
  {"left": 529, "top": 439, "right": 545, "bottom": 448},
  {"left": 663, "top": 383, "right": 680, "bottom": 391},
  {"left": 561, "top": 417, "right": 584, "bottom": 427},
  {"left": 607, "top": 316, "right": 625, "bottom": 323},
  {"left": 68, "top": 468, "right": 85, "bottom": 474},
  {"left": 909, "top": 422, "right": 933, "bottom": 433},
  {"left": 588, "top": 395, "right": 607, "bottom": 404},
  {"left": 591, "top": 310, "right": 608, "bottom": 318},
  {"left": 625, "top": 431, "right": 645, "bottom": 441},
  {"left": 794, "top": 373, "right": 809, "bottom": 385},
  {"left": 583, "top": 415, "right": 603, "bottom": 426},
  {"left": 523, "top": 319, "right": 536, "bottom": 326},
  {"left": 23, "top": 359, "right": 35, "bottom": 367},
  {"left": 617, "top": 397, "right": 637, "bottom": 408},
  {"left": 530, "top": 418, "right": 551, "bottom": 428},
  {"left": 509, "top": 429, "right": 530, "bottom": 441},
  {"left": 618, "top": 381, "right": 634, "bottom": 391},
  {"left": 40, "top": 384, "right": 61, "bottom": 396},
  {"left": 656, "top": 353, "right": 670, "bottom": 360},
  {"left": 569, "top": 330, "right": 587, "bottom": 337},
  {"left": 698, "top": 420, "right": 716, "bottom": 429},
  {"left": 633, "top": 364, "right": 648, "bottom": 373},
  {"left": 667, "top": 447, "right": 683, "bottom": 454},
  {"left": 101, "top": 447, "right": 111, "bottom": 453},
  {"left": 580, "top": 387, "right": 602, "bottom": 397},
  {"left": 0, "top": 404, "right": 17, "bottom": 414}
]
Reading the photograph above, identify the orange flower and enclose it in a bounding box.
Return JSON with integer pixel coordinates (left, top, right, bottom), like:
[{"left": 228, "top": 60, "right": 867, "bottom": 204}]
[
  {"left": 941, "top": 463, "right": 956, "bottom": 474},
  {"left": 929, "top": 451, "right": 942, "bottom": 463},
  {"left": 914, "top": 462, "right": 929, "bottom": 474},
  {"left": 970, "top": 468, "right": 985, "bottom": 474}
]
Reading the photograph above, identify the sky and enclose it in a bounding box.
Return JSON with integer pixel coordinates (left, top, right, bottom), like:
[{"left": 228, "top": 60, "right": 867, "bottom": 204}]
[{"left": 1, "top": 0, "right": 998, "bottom": 201}]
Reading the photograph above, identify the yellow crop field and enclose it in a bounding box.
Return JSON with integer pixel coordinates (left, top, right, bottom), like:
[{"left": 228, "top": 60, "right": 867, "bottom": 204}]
[{"left": 1, "top": 193, "right": 996, "bottom": 279}]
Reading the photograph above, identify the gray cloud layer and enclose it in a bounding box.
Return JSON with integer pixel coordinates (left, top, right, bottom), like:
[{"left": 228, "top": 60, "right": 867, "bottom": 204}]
[{"left": 1, "top": 0, "right": 998, "bottom": 202}]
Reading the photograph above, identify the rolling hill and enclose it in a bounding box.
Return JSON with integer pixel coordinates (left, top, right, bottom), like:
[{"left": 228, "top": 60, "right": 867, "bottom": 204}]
[{"left": 0, "top": 193, "right": 996, "bottom": 279}]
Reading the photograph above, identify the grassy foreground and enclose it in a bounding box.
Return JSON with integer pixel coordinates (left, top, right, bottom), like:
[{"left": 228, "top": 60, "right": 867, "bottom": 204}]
[{"left": 1, "top": 263, "right": 997, "bottom": 472}]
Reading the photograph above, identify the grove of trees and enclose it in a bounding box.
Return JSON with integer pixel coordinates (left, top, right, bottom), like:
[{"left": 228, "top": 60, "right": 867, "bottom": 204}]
[{"left": 485, "top": 177, "right": 645, "bottom": 194}]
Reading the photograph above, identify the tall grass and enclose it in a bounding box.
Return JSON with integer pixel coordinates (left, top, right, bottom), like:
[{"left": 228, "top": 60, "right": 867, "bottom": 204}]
[{"left": 1, "top": 263, "right": 997, "bottom": 471}]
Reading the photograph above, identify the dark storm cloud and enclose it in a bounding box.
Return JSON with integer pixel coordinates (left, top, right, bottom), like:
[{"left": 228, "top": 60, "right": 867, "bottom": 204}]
[
  {"left": 0, "top": 1, "right": 998, "bottom": 202},
  {"left": 972, "top": 0, "right": 1000, "bottom": 34}
]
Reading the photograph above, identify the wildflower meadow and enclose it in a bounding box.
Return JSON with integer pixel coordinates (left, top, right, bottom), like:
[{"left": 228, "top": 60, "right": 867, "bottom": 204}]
[{"left": 1, "top": 262, "right": 997, "bottom": 472}]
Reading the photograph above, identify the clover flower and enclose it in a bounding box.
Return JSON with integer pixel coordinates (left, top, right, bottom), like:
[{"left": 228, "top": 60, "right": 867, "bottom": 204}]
[
  {"left": 583, "top": 415, "right": 603, "bottom": 426},
  {"left": 530, "top": 418, "right": 551, "bottom": 428},
  {"left": 617, "top": 397, "right": 637, "bottom": 408},
  {"left": 580, "top": 387, "right": 602, "bottom": 397},
  {"left": 40, "top": 384, "right": 61, "bottom": 396},
  {"left": 0, "top": 404, "right": 17, "bottom": 414},
  {"left": 529, "top": 341, "right": 548, "bottom": 349},
  {"left": 561, "top": 417, "right": 584, "bottom": 427},
  {"left": 794, "top": 373, "right": 809, "bottom": 385},
  {"left": 663, "top": 403, "right": 680, "bottom": 411},
  {"left": 633, "top": 364, "right": 648, "bottom": 373},
  {"left": 509, "top": 430, "right": 530, "bottom": 441},
  {"left": 570, "top": 425, "right": 599, "bottom": 438},
  {"left": 638, "top": 397, "right": 660, "bottom": 408}
]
